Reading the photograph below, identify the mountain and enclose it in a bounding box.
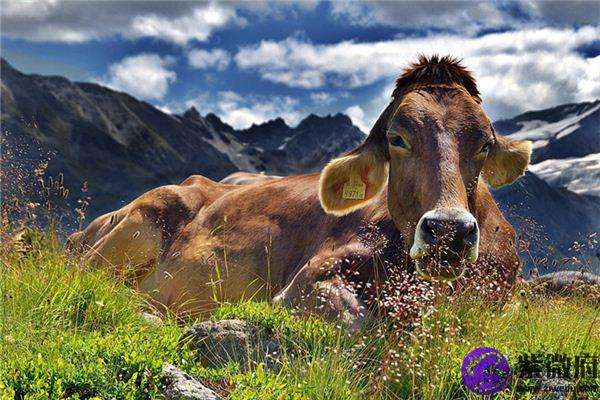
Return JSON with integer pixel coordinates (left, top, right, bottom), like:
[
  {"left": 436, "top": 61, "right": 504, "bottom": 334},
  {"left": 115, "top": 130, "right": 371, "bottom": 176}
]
[
  {"left": 1, "top": 58, "right": 237, "bottom": 221},
  {"left": 0, "top": 59, "right": 364, "bottom": 222},
  {"left": 492, "top": 100, "right": 600, "bottom": 273},
  {"left": 1, "top": 60, "right": 597, "bottom": 273},
  {"left": 494, "top": 100, "right": 600, "bottom": 197},
  {"left": 492, "top": 172, "right": 600, "bottom": 274}
]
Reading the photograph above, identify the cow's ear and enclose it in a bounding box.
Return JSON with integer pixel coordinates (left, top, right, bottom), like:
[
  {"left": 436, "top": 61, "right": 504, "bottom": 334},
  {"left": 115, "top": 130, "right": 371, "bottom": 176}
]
[
  {"left": 318, "top": 144, "right": 388, "bottom": 216},
  {"left": 483, "top": 135, "right": 532, "bottom": 188}
]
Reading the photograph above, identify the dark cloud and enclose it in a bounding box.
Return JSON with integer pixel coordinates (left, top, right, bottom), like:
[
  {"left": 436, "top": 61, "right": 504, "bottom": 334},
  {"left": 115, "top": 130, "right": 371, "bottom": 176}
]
[
  {"left": 332, "top": 0, "right": 599, "bottom": 32},
  {"left": 0, "top": 0, "right": 242, "bottom": 44}
]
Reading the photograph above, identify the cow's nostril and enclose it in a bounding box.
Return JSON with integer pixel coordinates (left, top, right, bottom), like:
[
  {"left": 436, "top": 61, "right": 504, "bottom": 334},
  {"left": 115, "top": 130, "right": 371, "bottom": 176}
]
[
  {"left": 463, "top": 222, "right": 478, "bottom": 245},
  {"left": 412, "top": 209, "right": 480, "bottom": 268},
  {"left": 422, "top": 218, "right": 436, "bottom": 239},
  {"left": 419, "top": 215, "right": 478, "bottom": 247}
]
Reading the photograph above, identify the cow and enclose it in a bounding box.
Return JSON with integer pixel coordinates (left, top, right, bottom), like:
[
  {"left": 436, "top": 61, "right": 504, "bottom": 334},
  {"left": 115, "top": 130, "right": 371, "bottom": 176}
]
[
  {"left": 68, "top": 56, "right": 532, "bottom": 329},
  {"left": 219, "top": 171, "right": 282, "bottom": 185}
]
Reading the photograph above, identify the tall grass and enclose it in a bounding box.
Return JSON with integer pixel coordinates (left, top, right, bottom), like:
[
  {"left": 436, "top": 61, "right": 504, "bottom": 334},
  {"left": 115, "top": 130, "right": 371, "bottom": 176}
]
[{"left": 0, "top": 231, "right": 598, "bottom": 399}]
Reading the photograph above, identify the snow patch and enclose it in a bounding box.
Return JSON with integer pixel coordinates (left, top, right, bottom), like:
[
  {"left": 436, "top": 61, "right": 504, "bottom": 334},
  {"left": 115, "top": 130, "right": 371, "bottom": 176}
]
[
  {"left": 529, "top": 153, "right": 600, "bottom": 197},
  {"left": 508, "top": 104, "right": 600, "bottom": 146}
]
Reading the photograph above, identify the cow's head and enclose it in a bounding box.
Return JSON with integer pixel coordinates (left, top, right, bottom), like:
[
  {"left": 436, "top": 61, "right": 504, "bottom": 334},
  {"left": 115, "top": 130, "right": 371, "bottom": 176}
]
[{"left": 319, "top": 55, "right": 531, "bottom": 280}]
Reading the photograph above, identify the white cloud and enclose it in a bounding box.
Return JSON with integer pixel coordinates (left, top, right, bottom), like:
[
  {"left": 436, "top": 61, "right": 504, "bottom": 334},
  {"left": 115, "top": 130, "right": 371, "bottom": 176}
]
[
  {"left": 331, "top": 1, "right": 599, "bottom": 30},
  {"left": 1, "top": 0, "right": 58, "bottom": 19},
  {"left": 235, "top": 26, "right": 600, "bottom": 119},
  {"left": 519, "top": 1, "right": 600, "bottom": 26},
  {"left": 100, "top": 54, "right": 176, "bottom": 101},
  {"left": 181, "top": 91, "right": 302, "bottom": 129},
  {"left": 310, "top": 92, "right": 335, "bottom": 105},
  {"left": 345, "top": 105, "right": 369, "bottom": 133},
  {"left": 187, "top": 48, "right": 231, "bottom": 71},
  {"left": 331, "top": 1, "right": 508, "bottom": 32},
  {"left": 0, "top": 1, "right": 242, "bottom": 45},
  {"left": 127, "top": 5, "right": 243, "bottom": 45}
]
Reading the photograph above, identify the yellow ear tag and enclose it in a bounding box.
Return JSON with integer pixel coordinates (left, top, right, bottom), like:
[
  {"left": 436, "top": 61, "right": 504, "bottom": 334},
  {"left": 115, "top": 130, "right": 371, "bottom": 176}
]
[{"left": 342, "top": 174, "right": 366, "bottom": 200}]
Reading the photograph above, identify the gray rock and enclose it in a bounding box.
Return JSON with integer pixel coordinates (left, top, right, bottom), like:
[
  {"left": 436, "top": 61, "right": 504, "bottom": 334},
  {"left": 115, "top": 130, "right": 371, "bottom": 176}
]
[
  {"left": 529, "top": 271, "right": 600, "bottom": 302},
  {"left": 160, "top": 364, "right": 221, "bottom": 400},
  {"left": 532, "top": 377, "right": 571, "bottom": 400},
  {"left": 180, "top": 319, "right": 280, "bottom": 371},
  {"left": 140, "top": 311, "right": 163, "bottom": 326}
]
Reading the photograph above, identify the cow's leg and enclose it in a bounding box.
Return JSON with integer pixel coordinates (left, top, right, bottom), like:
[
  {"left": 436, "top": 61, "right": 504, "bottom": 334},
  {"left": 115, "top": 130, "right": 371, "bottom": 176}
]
[{"left": 272, "top": 248, "right": 372, "bottom": 331}]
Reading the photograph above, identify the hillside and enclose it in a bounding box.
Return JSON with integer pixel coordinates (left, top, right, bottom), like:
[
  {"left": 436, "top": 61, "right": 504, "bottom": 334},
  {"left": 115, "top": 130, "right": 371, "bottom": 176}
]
[{"left": 0, "top": 59, "right": 364, "bottom": 221}]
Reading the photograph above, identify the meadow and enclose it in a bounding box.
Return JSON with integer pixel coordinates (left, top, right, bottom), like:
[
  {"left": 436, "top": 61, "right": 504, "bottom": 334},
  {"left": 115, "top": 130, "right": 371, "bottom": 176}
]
[{"left": 0, "top": 229, "right": 598, "bottom": 400}]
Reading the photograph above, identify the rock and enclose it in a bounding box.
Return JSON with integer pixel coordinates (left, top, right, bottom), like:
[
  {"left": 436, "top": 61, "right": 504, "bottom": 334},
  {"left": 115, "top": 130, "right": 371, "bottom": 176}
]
[
  {"left": 180, "top": 319, "right": 280, "bottom": 370},
  {"left": 160, "top": 364, "right": 221, "bottom": 400},
  {"left": 529, "top": 271, "right": 600, "bottom": 302},
  {"left": 531, "top": 377, "right": 571, "bottom": 400},
  {"left": 140, "top": 311, "right": 163, "bottom": 326}
]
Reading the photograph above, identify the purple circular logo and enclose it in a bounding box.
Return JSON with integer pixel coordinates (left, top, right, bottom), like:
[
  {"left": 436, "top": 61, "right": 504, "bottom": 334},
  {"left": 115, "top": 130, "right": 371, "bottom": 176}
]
[{"left": 462, "top": 347, "right": 511, "bottom": 396}]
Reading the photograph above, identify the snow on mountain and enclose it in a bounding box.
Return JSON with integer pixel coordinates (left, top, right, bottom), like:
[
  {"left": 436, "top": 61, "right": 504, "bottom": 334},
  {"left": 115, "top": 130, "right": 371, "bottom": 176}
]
[
  {"left": 529, "top": 153, "right": 600, "bottom": 197},
  {"left": 495, "top": 100, "right": 600, "bottom": 197},
  {"left": 504, "top": 102, "right": 599, "bottom": 150}
]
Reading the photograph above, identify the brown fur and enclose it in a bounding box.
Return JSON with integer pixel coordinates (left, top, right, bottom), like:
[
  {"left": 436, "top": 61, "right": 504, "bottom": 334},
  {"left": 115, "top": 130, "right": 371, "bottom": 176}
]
[
  {"left": 219, "top": 171, "right": 282, "bottom": 185},
  {"left": 69, "top": 56, "right": 531, "bottom": 327}
]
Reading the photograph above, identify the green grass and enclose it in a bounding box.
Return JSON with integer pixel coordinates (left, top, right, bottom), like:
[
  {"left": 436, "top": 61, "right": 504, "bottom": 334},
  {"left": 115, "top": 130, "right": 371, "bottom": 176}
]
[{"left": 0, "top": 231, "right": 598, "bottom": 399}]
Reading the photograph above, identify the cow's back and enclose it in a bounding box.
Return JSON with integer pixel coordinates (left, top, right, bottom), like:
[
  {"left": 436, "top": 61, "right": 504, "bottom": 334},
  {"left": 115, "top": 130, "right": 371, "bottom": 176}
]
[
  {"left": 164, "top": 173, "right": 373, "bottom": 286},
  {"left": 67, "top": 175, "right": 238, "bottom": 264}
]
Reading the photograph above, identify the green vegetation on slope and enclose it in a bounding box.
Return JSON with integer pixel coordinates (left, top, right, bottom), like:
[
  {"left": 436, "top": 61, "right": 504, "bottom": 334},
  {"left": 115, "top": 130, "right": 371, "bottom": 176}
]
[{"left": 0, "top": 232, "right": 598, "bottom": 399}]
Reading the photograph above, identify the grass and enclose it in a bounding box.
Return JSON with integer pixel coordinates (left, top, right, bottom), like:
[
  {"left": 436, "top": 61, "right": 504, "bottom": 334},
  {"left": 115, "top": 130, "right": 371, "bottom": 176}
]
[{"left": 0, "top": 231, "right": 599, "bottom": 399}]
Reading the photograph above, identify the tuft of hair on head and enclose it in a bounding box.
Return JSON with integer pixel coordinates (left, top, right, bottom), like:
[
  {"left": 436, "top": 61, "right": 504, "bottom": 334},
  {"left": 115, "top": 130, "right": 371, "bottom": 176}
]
[{"left": 392, "top": 54, "right": 481, "bottom": 103}]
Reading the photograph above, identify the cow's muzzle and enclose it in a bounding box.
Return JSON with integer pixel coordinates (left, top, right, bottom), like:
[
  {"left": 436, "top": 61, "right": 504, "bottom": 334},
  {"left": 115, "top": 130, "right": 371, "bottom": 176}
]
[{"left": 409, "top": 208, "right": 479, "bottom": 280}]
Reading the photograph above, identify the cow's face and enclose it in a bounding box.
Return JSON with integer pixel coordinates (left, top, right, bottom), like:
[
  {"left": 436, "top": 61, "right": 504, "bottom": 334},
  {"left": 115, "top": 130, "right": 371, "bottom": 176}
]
[{"left": 319, "top": 85, "right": 531, "bottom": 280}]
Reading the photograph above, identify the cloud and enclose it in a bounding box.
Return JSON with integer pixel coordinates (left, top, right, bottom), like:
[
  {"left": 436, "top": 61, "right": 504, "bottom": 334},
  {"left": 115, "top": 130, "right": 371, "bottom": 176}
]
[
  {"left": 345, "top": 105, "right": 369, "bottom": 133},
  {"left": 516, "top": 1, "right": 600, "bottom": 26},
  {"left": 180, "top": 91, "right": 302, "bottom": 129},
  {"left": 310, "top": 92, "right": 335, "bottom": 105},
  {"left": 127, "top": 5, "right": 243, "bottom": 45},
  {"left": 331, "top": 1, "right": 507, "bottom": 32},
  {"left": 187, "top": 48, "right": 231, "bottom": 70},
  {"left": 235, "top": 26, "right": 600, "bottom": 119},
  {"left": 331, "top": 1, "right": 599, "bottom": 30},
  {"left": 100, "top": 54, "right": 176, "bottom": 101},
  {"left": 0, "top": 1, "right": 242, "bottom": 45}
]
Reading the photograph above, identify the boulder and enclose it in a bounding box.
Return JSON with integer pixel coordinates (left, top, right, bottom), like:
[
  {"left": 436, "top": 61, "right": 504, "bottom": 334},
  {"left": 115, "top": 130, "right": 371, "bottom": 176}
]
[
  {"left": 140, "top": 311, "right": 163, "bottom": 326},
  {"left": 180, "top": 319, "right": 280, "bottom": 370},
  {"left": 531, "top": 377, "right": 571, "bottom": 400},
  {"left": 530, "top": 271, "right": 600, "bottom": 302},
  {"left": 160, "top": 364, "right": 221, "bottom": 400}
]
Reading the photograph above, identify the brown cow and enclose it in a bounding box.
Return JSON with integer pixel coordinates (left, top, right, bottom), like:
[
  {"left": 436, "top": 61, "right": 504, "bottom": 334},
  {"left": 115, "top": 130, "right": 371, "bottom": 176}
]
[
  {"left": 219, "top": 171, "right": 282, "bottom": 185},
  {"left": 68, "top": 56, "right": 531, "bottom": 329}
]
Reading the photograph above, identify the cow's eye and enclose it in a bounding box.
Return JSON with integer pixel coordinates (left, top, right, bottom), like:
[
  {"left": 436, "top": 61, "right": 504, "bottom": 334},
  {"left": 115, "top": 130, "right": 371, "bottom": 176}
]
[
  {"left": 479, "top": 142, "right": 492, "bottom": 155},
  {"left": 389, "top": 135, "right": 408, "bottom": 149}
]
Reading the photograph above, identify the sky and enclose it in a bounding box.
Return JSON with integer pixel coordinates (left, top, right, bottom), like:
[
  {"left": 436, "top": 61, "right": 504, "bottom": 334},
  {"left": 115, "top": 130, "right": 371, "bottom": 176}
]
[{"left": 1, "top": 0, "right": 599, "bottom": 132}]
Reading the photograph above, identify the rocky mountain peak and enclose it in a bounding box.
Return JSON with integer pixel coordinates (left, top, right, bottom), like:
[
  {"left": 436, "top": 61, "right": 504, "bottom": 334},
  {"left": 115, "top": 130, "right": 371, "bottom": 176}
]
[
  {"left": 247, "top": 117, "right": 289, "bottom": 132},
  {"left": 297, "top": 113, "right": 353, "bottom": 130},
  {"left": 183, "top": 106, "right": 201, "bottom": 121},
  {"left": 205, "top": 113, "right": 235, "bottom": 133}
]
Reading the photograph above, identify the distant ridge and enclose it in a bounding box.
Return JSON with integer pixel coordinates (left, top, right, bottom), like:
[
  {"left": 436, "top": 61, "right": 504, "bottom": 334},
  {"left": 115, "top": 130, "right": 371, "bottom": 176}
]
[{"left": 0, "top": 58, "right": 364, "bottom": 221}]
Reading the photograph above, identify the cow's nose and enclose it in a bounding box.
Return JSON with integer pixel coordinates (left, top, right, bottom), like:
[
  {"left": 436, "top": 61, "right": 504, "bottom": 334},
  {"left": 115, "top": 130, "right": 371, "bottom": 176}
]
[
  {"left": 421, "top": 216, "right": 478, "bottom": 250},
  {"left": 411, "top": 209, "right": 479, "bottom": 262}
]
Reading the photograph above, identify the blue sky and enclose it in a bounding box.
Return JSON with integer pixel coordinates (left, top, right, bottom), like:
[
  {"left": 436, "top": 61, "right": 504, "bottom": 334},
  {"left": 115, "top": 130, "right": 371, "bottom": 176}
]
[{"left": 1, "top": 1, "right": 599, "bottom": 131}]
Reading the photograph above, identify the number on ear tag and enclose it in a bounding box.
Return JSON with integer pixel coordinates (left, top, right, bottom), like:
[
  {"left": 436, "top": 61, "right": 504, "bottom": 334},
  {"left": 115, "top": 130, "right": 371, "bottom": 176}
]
[{"left": 342, "top": 175, "right": 366, "bottom": 200}]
